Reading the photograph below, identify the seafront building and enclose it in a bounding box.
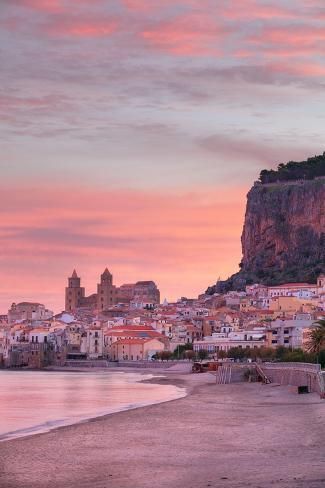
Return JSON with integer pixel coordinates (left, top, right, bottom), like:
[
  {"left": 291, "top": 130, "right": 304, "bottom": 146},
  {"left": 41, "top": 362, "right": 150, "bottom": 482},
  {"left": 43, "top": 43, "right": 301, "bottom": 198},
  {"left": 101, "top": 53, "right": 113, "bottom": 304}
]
[{"left": 0, "top": 272, "right": 324, "bottom": 368}]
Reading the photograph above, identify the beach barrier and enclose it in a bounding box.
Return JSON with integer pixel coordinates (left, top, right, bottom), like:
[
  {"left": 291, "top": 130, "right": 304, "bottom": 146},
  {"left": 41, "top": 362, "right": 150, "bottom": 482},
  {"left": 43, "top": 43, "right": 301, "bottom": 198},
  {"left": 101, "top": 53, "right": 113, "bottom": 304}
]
[
  {"left": 260, "top": 362, "right": 324, "bottom": 397},
  {"left": 215, "top": 364, "right": 246, "bottom": 384}
]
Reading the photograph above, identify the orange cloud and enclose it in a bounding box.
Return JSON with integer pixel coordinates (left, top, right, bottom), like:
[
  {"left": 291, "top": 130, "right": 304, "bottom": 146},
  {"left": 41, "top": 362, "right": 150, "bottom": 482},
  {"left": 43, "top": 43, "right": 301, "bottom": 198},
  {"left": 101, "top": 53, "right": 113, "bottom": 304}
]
[
  {"left": 269, "top": 61, "right": 325, "bottom": 77},
  {"left": 123, "top": 0, "right": 163, "bottom": 11},
  {"left": 122, "top": 0, "right": 197, "bottom": 12},
  {"left": 242, "top": 23, "right": 325, "bottom": 69},
  {"left": 221, "top": 0, "right": 297, "bottom": 20},
  {"left": 258, "top": 25, "right": 325, "bottom": 46},
  {"left": 45, "top": 18, "right": 118, "bottom": 37},
  {"left": 141, "top": 13, "right": 227, "bottom": 56},
  {"left": 0, "top": 185, "right": 247, "bottom": 312},
  {"left": 17, "top": 0, "right": 64, "bottom": 13}
]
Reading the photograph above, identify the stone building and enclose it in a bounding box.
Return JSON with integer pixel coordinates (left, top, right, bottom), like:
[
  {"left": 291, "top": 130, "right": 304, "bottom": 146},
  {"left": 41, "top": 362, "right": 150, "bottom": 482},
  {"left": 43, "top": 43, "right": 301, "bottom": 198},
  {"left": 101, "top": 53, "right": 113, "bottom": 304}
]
[
  {"left": 8, "top": 302, "right": 53, "bottom": 324},
  {"left": 117, "top": 281, "right": 160, "bottom": 307},
  {"left": 65, "top": 269, "right": 160, "bottom": 313},
  {"left": 97, "top": 268, "right": 118, "bottom": 311},
  {"left": 65, "top": 270, "right": 85, "bottom": 312},
  {"left": 65, "top": 268, "right": 118, "bottom": 312}
]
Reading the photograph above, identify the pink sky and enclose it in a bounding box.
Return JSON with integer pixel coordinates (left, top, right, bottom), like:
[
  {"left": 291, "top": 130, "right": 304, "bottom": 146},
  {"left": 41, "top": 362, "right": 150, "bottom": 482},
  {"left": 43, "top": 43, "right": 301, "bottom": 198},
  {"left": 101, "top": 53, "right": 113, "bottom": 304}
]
[
  {"left": 1, "top": 0, "right": 324, "bottom": 312},
  {"left": 0, "top": 184, "right": 246, "bottom": 311}
]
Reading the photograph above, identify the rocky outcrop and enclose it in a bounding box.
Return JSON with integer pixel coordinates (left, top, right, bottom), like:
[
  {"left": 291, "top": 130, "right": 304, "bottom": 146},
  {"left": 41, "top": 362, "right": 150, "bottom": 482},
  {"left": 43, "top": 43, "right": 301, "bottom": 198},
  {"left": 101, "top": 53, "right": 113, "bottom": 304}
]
[{"left": 207, "top": 176, "right": 325, "bottom": 294}]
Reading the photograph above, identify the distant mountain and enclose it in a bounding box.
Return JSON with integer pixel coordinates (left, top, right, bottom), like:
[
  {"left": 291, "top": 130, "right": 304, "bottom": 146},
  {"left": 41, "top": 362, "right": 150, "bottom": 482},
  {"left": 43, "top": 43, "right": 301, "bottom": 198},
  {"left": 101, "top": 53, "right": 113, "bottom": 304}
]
[{"left": 206, "top": 154, "right": 325, "bottom": 294}]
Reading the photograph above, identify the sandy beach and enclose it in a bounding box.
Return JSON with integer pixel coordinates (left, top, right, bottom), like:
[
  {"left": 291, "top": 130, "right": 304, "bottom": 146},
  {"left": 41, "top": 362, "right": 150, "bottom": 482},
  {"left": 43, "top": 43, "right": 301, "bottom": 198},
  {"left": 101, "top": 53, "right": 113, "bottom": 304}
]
[{"left": 1, "top": 371, "right": 324, "bottom": 488}]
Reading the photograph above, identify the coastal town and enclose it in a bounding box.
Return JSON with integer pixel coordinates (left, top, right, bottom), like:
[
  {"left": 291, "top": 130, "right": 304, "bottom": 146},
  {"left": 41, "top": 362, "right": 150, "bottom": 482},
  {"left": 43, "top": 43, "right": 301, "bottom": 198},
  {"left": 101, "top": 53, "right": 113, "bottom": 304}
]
[{"left": 1, "top": 268, "right": 324, "bottom": 369}]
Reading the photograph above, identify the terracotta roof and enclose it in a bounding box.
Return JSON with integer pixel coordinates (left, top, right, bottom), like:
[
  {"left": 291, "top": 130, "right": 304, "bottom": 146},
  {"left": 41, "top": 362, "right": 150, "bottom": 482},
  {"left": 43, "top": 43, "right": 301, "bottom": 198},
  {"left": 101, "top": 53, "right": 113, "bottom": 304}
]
[
  {"left": 113, "top": 339, "right": 150, "bottom": 345},
  {"left": 268, "top": 283, "right": 315, "bottom": 288},
  {"left": 108, "top": 325, "right": 155, "bottom": 332},
  {"left": 30, "top": 328, "right": 50, "bottom": 333},
  {"left": 248, "top": 310, "right": 274, "bottom": 315},
  {"left": 105, "top": 330, "right": 162, "bottom": 338}
]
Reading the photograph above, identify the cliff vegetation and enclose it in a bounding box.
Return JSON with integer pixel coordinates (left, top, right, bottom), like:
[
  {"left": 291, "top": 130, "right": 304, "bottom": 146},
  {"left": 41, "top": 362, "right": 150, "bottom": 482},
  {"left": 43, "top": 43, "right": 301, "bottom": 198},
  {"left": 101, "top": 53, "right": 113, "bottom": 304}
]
[{"left": 259, "top": 152, "right": 325, "bottom": 184}]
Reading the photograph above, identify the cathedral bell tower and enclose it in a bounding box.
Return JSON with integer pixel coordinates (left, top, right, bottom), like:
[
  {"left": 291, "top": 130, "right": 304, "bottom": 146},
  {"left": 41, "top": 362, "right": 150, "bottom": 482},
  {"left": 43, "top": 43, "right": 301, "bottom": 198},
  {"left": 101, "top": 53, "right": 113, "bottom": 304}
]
[
  {"left": 65, "top": 270, "right": 85, "bottom": 312},
  {"left": 97, "top": 268, "right": 117, "bottom": 311}
]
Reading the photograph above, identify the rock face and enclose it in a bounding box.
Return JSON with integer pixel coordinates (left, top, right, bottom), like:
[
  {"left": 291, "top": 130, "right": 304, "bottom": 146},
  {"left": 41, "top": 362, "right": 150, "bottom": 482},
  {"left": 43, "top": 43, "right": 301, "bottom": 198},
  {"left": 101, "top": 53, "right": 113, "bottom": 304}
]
[{"left": 207, "top": 177, "right": 325, "bottom": 293}]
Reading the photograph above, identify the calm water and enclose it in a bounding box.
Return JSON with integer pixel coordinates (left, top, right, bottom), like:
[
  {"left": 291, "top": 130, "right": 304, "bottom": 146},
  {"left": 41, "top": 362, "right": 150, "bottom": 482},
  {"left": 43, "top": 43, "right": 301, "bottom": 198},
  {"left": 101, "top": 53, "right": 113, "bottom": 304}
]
[{"left": 0, "top": 370, "right": 185, "bottom": 441}]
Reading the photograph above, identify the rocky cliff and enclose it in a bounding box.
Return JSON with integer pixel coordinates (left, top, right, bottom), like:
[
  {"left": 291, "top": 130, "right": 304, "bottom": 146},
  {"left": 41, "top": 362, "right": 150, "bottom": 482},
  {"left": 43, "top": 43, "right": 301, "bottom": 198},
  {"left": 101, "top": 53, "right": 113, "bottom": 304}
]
[{"left": 207, "top": 176, "right": 325, "bottom": 294}]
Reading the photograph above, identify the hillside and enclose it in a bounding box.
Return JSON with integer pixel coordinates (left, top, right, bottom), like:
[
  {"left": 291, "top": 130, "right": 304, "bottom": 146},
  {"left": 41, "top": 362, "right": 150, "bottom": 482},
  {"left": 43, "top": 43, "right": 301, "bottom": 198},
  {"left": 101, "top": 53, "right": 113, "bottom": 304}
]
[{"left": 207, "top": 155, "right": 325, "bottom": 294}]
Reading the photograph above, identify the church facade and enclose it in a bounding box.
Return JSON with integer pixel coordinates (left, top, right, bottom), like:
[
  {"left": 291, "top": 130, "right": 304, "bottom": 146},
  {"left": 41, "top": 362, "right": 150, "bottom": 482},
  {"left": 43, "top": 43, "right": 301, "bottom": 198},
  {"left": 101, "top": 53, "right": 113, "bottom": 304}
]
[{"left": 65, "top": 269, "right": 160, "bottom": 312}]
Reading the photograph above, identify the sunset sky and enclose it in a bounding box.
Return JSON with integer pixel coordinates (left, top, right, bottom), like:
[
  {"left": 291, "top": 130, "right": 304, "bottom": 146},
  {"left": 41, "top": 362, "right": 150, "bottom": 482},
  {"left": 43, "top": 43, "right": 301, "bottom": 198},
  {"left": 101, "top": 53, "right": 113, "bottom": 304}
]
[{"left": 1, "top": 0, "right": 324, "bottom": 313}]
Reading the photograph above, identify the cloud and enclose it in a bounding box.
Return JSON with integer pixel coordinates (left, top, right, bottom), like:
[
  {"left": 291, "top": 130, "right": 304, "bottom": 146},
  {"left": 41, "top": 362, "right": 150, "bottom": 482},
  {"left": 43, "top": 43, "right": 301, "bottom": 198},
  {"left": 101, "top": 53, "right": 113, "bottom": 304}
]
[
  {"left": 246, "top": 23, "right": 325, "bottom": 64},
  {"left": 141, "top": 12, "right": 228, "bottom": 56},
  {"left": 14, "top": 0, "right": 64, "bottom": 13},
  {"left": 1, "top": 0, "right": 325, "bottom": 311},
  {"left": 220, "top": 0, "right": 297, "bottom": 20},
  {"left": 199, "top": 133, "right": 317, "bottom": 167},
  {"left": 0, "top": 184, "right": 246, "bottom": 312},
  {"left": 122, "top": 0, "right": 198, "bottom": 13}
]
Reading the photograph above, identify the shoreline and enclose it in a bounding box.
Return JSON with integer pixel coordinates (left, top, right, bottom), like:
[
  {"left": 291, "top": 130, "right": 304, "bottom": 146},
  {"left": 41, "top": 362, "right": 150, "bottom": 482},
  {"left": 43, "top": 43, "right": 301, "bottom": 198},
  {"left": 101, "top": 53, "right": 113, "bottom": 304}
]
[
  {"left": 1, "top": 374, "right": 324, "bottom": 488},
  {"left": 0, "top": 369, "right": 191, "bottom": 443}
]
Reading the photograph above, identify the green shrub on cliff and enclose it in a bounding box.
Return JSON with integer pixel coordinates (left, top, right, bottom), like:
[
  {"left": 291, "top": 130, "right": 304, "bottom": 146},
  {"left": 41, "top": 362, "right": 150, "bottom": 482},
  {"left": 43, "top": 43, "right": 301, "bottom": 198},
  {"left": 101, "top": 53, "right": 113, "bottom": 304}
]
[{"left": 259, "top": 153, "right": 325, "bottom": 184}]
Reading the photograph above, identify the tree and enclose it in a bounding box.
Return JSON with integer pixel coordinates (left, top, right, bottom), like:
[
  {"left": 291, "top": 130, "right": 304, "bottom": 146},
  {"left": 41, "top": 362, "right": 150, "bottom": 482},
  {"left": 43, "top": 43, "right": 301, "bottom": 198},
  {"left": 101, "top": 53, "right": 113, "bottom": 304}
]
[
  {"left": 275, "top": 346, "right": 287, "bottom": 360},
  {"left": 161, "top": 351, "right": 173, "bottom": 361},
  {"left": 157, "top": 351, "right": 173, "bottom": 361},
  {"left": 283, "top": 348, "right": 306, "bottom": 363},
  {"left": 313, "top": 319, "right": 325, "bottom": 330},
  {"left": 185, "top": 350, "right": 195, "bottom": 361},
  {"left": 257, "top": 347, "right": 275, "bottom": 360},
  {"left": 227, "top": 347, "right": 246, "bottom": 360},
  {"left": 217, "top": 350, "right": 227, "bottom": 360},
  {"left": 258, "top": 153, "right": 325, "bottom": 184},
  {"left": 198, "top": 349, "right": 208, "bottom": 360},
  {"left": 173, "top": 343, "right": 193, "bottom": 359},
  {"left": 306, "top": 321, "right": 325, "bottom": 362}
]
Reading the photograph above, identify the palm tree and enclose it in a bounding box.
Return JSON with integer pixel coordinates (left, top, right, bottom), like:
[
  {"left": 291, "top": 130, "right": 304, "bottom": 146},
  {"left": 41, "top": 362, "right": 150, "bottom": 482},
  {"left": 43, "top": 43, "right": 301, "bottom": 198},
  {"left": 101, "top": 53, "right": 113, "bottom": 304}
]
[
  {"left": 306, "top": 320, "right": 325, "bottom": 362},
  {"left": 313, "top": 319, "right": 325, "bottom": 329}
]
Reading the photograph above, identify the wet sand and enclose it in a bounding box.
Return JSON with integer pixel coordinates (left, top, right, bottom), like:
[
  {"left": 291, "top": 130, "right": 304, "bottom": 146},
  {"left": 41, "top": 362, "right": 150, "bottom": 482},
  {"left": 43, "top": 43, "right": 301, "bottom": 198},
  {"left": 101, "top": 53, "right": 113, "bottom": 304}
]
[{"left": 1, "top": 373, "right": 324, "bottom": 488}]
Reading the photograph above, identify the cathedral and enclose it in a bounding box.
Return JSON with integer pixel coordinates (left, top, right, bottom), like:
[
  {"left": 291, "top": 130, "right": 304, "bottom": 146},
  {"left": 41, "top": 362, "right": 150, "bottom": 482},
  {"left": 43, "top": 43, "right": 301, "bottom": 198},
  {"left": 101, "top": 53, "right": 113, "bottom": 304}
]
[{"left": 65, "top": 269, "right": 160, "bottom": 312}]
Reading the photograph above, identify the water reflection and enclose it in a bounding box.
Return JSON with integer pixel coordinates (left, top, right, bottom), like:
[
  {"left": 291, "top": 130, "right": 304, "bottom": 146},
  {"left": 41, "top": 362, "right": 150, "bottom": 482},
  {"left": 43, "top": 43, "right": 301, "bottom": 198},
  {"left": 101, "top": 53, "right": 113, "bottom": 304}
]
[{"left": 0, "top": 371, "right": 185, "bottom": 441}]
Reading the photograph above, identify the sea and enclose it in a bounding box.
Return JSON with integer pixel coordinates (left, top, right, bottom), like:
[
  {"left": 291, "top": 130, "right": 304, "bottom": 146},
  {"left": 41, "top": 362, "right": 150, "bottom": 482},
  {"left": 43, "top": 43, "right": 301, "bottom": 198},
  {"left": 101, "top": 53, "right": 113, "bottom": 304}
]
[{"left": 0, "top": 370, "right": 186, "bottom": 441}]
